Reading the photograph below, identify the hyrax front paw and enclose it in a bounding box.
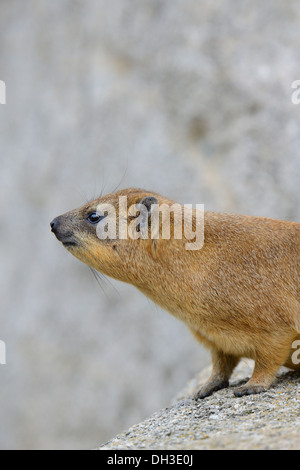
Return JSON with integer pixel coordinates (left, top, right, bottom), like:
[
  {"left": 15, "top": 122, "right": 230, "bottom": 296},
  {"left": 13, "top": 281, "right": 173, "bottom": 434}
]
[{"left": 194, "top": 380, "right": 229, "bottom": 400}]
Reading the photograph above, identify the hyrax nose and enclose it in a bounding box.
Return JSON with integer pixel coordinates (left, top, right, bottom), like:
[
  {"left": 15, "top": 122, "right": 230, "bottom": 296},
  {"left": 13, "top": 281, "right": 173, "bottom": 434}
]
[{"left": 50, "top": 217, "right": 59, "bottom": 234}]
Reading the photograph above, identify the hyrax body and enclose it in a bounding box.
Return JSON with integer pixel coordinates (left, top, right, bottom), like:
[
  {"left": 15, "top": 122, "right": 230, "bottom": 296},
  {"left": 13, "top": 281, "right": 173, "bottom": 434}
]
[{"left": 51, "top": 188, "right": 300, "bottom": 398}]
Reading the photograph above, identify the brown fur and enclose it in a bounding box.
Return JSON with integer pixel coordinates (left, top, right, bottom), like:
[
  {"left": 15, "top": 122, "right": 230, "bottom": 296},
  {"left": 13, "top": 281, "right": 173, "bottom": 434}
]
[{"left": 51, "top": 188, "right": 300, "bottom": 398}]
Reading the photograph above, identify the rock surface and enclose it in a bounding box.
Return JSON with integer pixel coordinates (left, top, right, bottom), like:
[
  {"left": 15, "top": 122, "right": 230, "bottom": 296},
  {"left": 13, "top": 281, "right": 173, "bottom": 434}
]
[{"left": 99, "top": 361, "right": 300, "bottom": 450}]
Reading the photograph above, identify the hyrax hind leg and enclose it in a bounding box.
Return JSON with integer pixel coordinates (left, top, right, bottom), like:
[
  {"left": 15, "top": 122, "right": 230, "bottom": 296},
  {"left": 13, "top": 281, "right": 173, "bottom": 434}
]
[
  {"left": 194, "top": 349, "right": 240, "bottom": 400},
  {"left": 234, "top": 334, "right": 296, "bottom": 397}
]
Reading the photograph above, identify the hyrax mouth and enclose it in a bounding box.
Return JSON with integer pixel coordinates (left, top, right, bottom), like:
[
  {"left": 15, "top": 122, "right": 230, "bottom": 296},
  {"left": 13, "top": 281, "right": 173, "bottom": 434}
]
[{"left": 62, "top": 240, "right": 78, "bottom": 248}]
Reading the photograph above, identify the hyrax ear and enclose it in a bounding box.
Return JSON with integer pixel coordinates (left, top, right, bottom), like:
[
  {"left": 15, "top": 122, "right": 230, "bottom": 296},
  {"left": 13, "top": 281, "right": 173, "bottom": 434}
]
[
  {"left": 137, "top": 196, "right": 159, "bottom": 236},
  {"left": 139, "top": 196, "right": 159, "bottom": 217}
]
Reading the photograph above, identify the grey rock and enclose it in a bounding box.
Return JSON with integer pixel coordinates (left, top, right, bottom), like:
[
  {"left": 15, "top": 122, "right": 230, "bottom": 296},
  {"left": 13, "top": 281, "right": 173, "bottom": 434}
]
[{"left": 99, "top": 361, "right": 300, "bottom": 450}]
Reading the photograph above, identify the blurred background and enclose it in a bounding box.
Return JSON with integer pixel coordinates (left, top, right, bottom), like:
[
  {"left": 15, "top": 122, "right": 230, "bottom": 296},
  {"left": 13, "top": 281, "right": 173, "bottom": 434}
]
[{"left": 0, "top": 0, "right": 300, "bottom": 450}]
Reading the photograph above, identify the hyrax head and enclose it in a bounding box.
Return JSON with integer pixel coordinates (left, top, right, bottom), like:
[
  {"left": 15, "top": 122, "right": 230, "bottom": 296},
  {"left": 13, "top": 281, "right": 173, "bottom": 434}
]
[{"left": 50, "top": 188, "right": 164, "bottom": 282}]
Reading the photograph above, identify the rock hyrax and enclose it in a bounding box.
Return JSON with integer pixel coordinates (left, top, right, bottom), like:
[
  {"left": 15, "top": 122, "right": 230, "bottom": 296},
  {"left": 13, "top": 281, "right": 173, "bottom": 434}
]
[{"left": 51, "top": 188, "right": 300, "bottom": 398}]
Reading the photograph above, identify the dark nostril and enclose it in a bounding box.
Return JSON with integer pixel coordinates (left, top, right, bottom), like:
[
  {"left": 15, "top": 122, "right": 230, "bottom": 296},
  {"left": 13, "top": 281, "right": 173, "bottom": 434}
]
[{"left": 50, "top": 218, "right": 58, "bottom": 233}]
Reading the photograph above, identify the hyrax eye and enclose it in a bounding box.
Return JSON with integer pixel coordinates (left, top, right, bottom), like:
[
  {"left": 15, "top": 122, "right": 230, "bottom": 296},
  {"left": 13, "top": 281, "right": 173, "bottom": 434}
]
[{"left": 87, "top": 212, "right": 105, "bottom": 224}]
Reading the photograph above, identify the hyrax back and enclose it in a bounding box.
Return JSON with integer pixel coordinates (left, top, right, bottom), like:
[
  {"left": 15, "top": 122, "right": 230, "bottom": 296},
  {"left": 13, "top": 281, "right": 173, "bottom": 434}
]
[{"left": 51, "top": 188, "right": 300, "bottom": 398}]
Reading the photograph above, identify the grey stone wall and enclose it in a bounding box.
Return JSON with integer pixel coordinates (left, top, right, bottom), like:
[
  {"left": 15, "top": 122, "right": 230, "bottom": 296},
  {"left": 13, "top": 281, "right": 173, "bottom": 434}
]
[{"left": 0, "top": 0, "right": 299, "bottom": 449}]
